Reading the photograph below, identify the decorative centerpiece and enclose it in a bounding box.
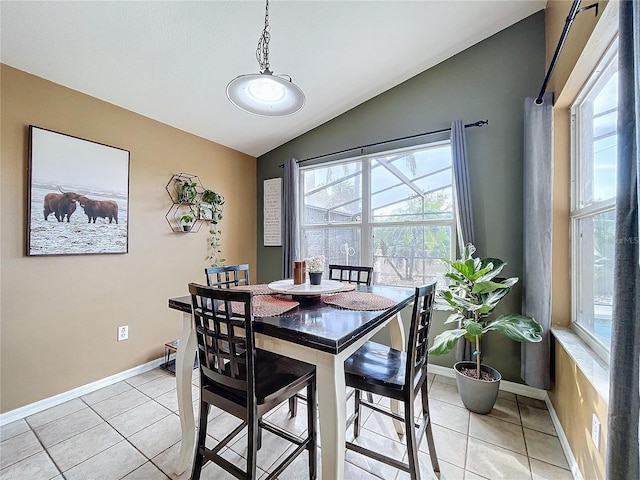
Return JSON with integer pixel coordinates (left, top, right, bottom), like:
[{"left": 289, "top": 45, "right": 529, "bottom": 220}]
[{"left": 305, "top": 255, "right": 325, "bottom": 285}]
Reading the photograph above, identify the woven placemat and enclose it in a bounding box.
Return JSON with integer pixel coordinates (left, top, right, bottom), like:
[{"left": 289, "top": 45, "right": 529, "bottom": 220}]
[
  {"left": 219, "top": 295, "right": 299, "bottom": 317},
  {"left": 231, "top": 284, "right": 273, "bottom": 295},
  {"left": 321, "top": 292, "right": 395, "bottom": 311}
]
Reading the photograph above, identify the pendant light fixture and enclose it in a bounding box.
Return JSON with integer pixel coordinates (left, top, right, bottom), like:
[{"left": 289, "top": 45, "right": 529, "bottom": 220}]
[{"left": 226, "top": 0, "right": 305, "bottom": 116}]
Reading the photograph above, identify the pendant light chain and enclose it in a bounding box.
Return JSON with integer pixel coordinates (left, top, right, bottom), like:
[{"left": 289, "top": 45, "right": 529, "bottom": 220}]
[{"left": 256, "top": 0, "right": 270, "bottom": 73}]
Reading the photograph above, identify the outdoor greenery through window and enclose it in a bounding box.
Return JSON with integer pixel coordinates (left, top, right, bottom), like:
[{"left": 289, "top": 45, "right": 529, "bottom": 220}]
[
  {"left": 300, "top": 141, "right": 455, "bottom": 288},
  {"left": 571, "top": 38, "right": 618, "bottom": 357}
]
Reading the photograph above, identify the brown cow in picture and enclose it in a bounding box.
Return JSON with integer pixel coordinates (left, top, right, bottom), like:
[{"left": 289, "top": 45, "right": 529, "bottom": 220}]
[
  {"left": 43, "top": 191, "right": 80, "bottom": 222},
  {"left": 78, "top": 196, "right": 119, "bottom": 224}
]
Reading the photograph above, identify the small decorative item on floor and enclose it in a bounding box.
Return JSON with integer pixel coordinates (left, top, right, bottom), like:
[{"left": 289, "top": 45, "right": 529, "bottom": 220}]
[
  {"left": 293, "top": 260, "right": 306, "bottom": 284},
  {"left": 305, "top": 255, "right": 325, "bottom": 285}
]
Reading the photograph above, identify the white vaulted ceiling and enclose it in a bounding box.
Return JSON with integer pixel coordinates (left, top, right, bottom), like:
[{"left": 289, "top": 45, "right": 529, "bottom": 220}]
[{"left": 1, "top": 1, "right": 545, "bottom": 157}]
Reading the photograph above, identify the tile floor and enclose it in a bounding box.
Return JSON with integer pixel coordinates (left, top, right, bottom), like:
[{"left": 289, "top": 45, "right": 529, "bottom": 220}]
[{"left": 0, "top": 368, "right": 573, "bottom": 480}]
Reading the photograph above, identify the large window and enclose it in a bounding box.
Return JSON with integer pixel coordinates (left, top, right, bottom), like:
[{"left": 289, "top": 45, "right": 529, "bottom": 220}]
[
  {"left": 571, "top": 39, "right": 618, "bottom": 357},
  {"left": 300, "top": 141, "right": 456, "bottom": 287}
]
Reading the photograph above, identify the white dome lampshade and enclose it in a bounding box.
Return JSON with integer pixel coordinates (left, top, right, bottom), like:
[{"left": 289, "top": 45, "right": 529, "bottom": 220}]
[{"left": 226, "top": 69, "right": 305, "bottom": 116}]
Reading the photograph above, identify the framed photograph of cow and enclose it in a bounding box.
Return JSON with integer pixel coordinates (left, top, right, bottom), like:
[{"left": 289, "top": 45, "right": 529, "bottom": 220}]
[{"left": 27, "top": 126, "right": 130, "bottom": 256}]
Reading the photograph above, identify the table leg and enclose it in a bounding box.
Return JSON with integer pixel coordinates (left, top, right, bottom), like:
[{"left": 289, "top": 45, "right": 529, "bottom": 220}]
[
  {"left": 316, "top": 355, "right": 347, "bottom": 480},
  {"left": 174, "top": 311, "right": 197, "bottom": 474},
  {"left": 388, "top": 312, "right": 406, "bottom": 437}
]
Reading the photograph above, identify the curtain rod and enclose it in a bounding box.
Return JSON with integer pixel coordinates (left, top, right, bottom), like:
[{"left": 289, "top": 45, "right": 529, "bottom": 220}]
[
  {"left": 535, "top": 0, "right": 598, "bottom": 105},
  {"left": 279, "top": 119, "right": 489, "bottom": 168}
]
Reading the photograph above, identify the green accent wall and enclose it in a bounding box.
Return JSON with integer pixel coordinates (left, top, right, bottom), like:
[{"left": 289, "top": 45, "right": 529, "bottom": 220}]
[{"left": 256, "top": 12, "right": 545, "bottom": 382}]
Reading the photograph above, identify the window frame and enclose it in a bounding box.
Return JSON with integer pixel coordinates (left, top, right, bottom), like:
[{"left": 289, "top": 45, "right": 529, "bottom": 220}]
[
  {"left": 298, "top": 140, "right": 457, "bottom": 287},
  {"left": 569, "top": 37, "right": 618, "bottom": 363}
]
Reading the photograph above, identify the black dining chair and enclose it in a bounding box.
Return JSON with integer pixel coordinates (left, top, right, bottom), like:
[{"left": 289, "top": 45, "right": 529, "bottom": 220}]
[
  {"left": 344, "top": 281, "right": 440, "bottom": 480},
  {"left": 188, "top": 283, "right": 317, "bottom": 480},
  {"left": 327, "top": 264, "right": 373, "bottom": 286},
  {"left": 204, "top": 264, "right": 250, "bottom": 288},
  {"left": 288, "top": 263, "right": 375, "bottom": 418}
]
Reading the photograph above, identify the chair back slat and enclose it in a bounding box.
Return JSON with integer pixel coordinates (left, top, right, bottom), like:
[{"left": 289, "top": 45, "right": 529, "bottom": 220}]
[
  {"left": 328, "top": 264, "right": 373, "bottom": 286},
  {"left": 406, "top": 281, "right": 437, "bottom": 390},
  {"left": 189, "top": 283, "right": 255, "bottom": 396},
  {"left": 205, "top": 264, "right": 250, "bottom": 288}
]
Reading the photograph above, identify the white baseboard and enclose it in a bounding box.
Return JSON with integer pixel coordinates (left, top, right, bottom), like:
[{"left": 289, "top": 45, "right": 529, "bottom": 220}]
[
  {"left": 427, "top": 364, "right": 583, "bottom": 479},
  {"left": 427, "top": 364, "right": 546, "bottom": 399},
  {"left": 0, "top": 357, "right": 166, "bottom": 427},
  {"left": 545, "top": 394, "right": 584, "bottom": 480}
]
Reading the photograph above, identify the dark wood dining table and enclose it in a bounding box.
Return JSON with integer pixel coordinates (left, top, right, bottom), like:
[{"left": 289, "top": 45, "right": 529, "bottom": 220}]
[{"left": 168, "top": 283, "right": 414, "bottom": 480}]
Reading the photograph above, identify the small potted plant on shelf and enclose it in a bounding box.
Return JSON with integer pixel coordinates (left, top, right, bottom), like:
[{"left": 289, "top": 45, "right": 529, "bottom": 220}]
[
  {"left": 175, "top": 178, "right": 198, "bottom": 203},
  {"left": 428, "top": 243, "right": 543, "bottom": 414},
  {"left": 305, "top": 255, "right": 325, "bottom": 285},
  {"left": 180, "top": 213, "right": 195, "bottom": 232}
]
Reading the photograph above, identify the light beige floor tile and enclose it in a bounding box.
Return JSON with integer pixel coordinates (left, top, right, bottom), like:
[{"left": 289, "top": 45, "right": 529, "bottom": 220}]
[
  {"left": 121, "top": 461, "right": 171, "bottom": 479},
  {"left": 429, "top": 381, "right": 465, "bottom": 408},
  {"left": 230, "top": 429, "right": 295, "bottom": 474},
  {"left": 109, "top": 400, "right": 172, "bottom": 438},
  {"left": 0, "top": 419, "right": 29, "bottom": 442},
  {"left": 465, "top": 471, "right": 489, "bottom": 480},
  {"left": 205, "top": 411, "right": 244, "bottom": 442},
  {"left": 429, "top": 398, "right": 470, "bottom": 435},
  {"left": 523, "top": 428, "right": 568, "bottom": 469},
  {"left": 63, "top": 440, "right": 146, "bottom": 480},
  {"left": 432, "top": 375, "right": 457, "bottom": 387},
  {"left": 26, "top": 399, "right": 86, "bottom": 429},
  {"left": 32, "top": 407, "right": 103, "bottom": 448},
  {"left": 343, "top": 460, "right": 383, "bottom": 480},
  {"left": 423, "top": 424, "right": 467, "bottom": 468},
  {"left": 46, "top": 423, "right": 122, "bottom": 472},
  {"left": 496, "top": 390, "right": 517, "bottom": 403},
  {"left": 151, "top": 442, "right": 191, "bottom": 480},
  {"left": 517, "top": 395, "right": 547, "bottom": 410},
  {"left": 468, "top": 413, "right": 526, "bottom": 455},
  {"left": 81, "top": 381, "right": 132, "bottom": 406},
  {"left": 360, "top": 408, "right": 403, "bottom": 442},
  {"left": 519, "top": 405, "right": 556, "bottom": 436},
  {"left": 136, "top": 374, "right": 178, "bottom": 399},
  {"left": 128, "top": 414, "right": 182, "bottom": 459},
  {"left": 270, "top": 448, "right": 320, "bottom": 480},
  {"left": 0, "top": 430, "right": 43, "bottom": 469},
  {"left": 485, "top": 397, "right": 521, "bottom": 426},
  {"left": 345, "top": 421, "right": 406, "bottom": 479},
  {"left": 530, "top": 458, "right": 573, "bottom": 480},
  {"left": 0, "top": 451, "right": 59, "bottom": 480},
  {"left": 125, "top": 368, "right": 168, "bottom": 388},
  {"left": 465, "top": 437, "right": 531, "bottom": 479},
  {"left": 155, "top": 385, "right": 199, "bottom": 413},
  {"left": 397, "top": 455, "right": 465, "bottom": 480},
  {"left": 91, "top": 388, "right": 150, "bottom": 420},
  {"left": 263, "top": 400, "right": 310, "bottom": 437}
]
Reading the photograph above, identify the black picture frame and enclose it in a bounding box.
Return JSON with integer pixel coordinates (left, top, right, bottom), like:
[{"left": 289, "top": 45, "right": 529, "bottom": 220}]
[{"left": 27, "top": 126, "right": 130, "bottom": 256}]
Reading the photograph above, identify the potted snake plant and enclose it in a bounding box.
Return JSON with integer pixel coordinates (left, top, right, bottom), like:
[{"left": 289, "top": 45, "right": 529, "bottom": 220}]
[{"left": 428, "top": 244, "right": 543, "bottom": 414}]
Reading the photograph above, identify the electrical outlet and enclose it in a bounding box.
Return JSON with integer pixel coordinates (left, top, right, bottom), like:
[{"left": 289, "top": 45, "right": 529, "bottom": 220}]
[
  {"left": 118, "top": 325, "right": 129, "bottom": 342},
  {"left": 591, "top": 413, "right": 601, "bottom": 449}
]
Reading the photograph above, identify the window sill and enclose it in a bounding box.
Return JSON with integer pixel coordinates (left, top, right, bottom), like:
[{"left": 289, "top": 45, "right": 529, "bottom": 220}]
[{"left": 552, "top": 327, "right": 610, "bottom": 404}]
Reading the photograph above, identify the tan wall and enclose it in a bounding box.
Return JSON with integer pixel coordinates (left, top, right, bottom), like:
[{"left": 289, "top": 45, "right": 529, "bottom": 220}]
[
  {"left": 0, "top": 65, "right": 257, "bottom": 413},
  {"left": 545, "top": 1, "right": 617, "bottom": 478},
  {"left": 549, "top": 343, "right": 608, "bottom": 479}
]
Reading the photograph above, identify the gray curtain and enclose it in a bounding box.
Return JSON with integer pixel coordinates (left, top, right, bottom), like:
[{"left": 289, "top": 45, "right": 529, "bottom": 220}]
[
  {"left": 282, "top": 158, "right": 300, "bottom": 279},
  {"left": 451, "top": 120, "right": 475, "bottom": 362},
  {"left": 607, "top": 1, "right": 640, "bottom": 478},
  {"left": 520, "top": 92, "right": 553, "bottom": 390}
]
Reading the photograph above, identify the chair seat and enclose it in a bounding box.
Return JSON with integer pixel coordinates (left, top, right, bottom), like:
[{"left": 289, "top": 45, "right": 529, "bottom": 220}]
[
  {"left": 203, "top": 349, "right": 315, "bottom": 406},
  {"left": 345, "top": 341, "right": 406, "bottom": 396}
]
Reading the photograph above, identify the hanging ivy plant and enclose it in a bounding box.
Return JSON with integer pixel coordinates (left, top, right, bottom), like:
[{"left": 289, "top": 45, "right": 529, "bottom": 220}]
[{"left": 201, "top": 189, "right": 225, "bottom": 266}]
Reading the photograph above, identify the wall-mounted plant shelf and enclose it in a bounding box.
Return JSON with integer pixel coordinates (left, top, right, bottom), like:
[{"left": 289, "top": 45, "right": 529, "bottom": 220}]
[{"left": 165, "top": 173, "right": 205, "bottom": 233}]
